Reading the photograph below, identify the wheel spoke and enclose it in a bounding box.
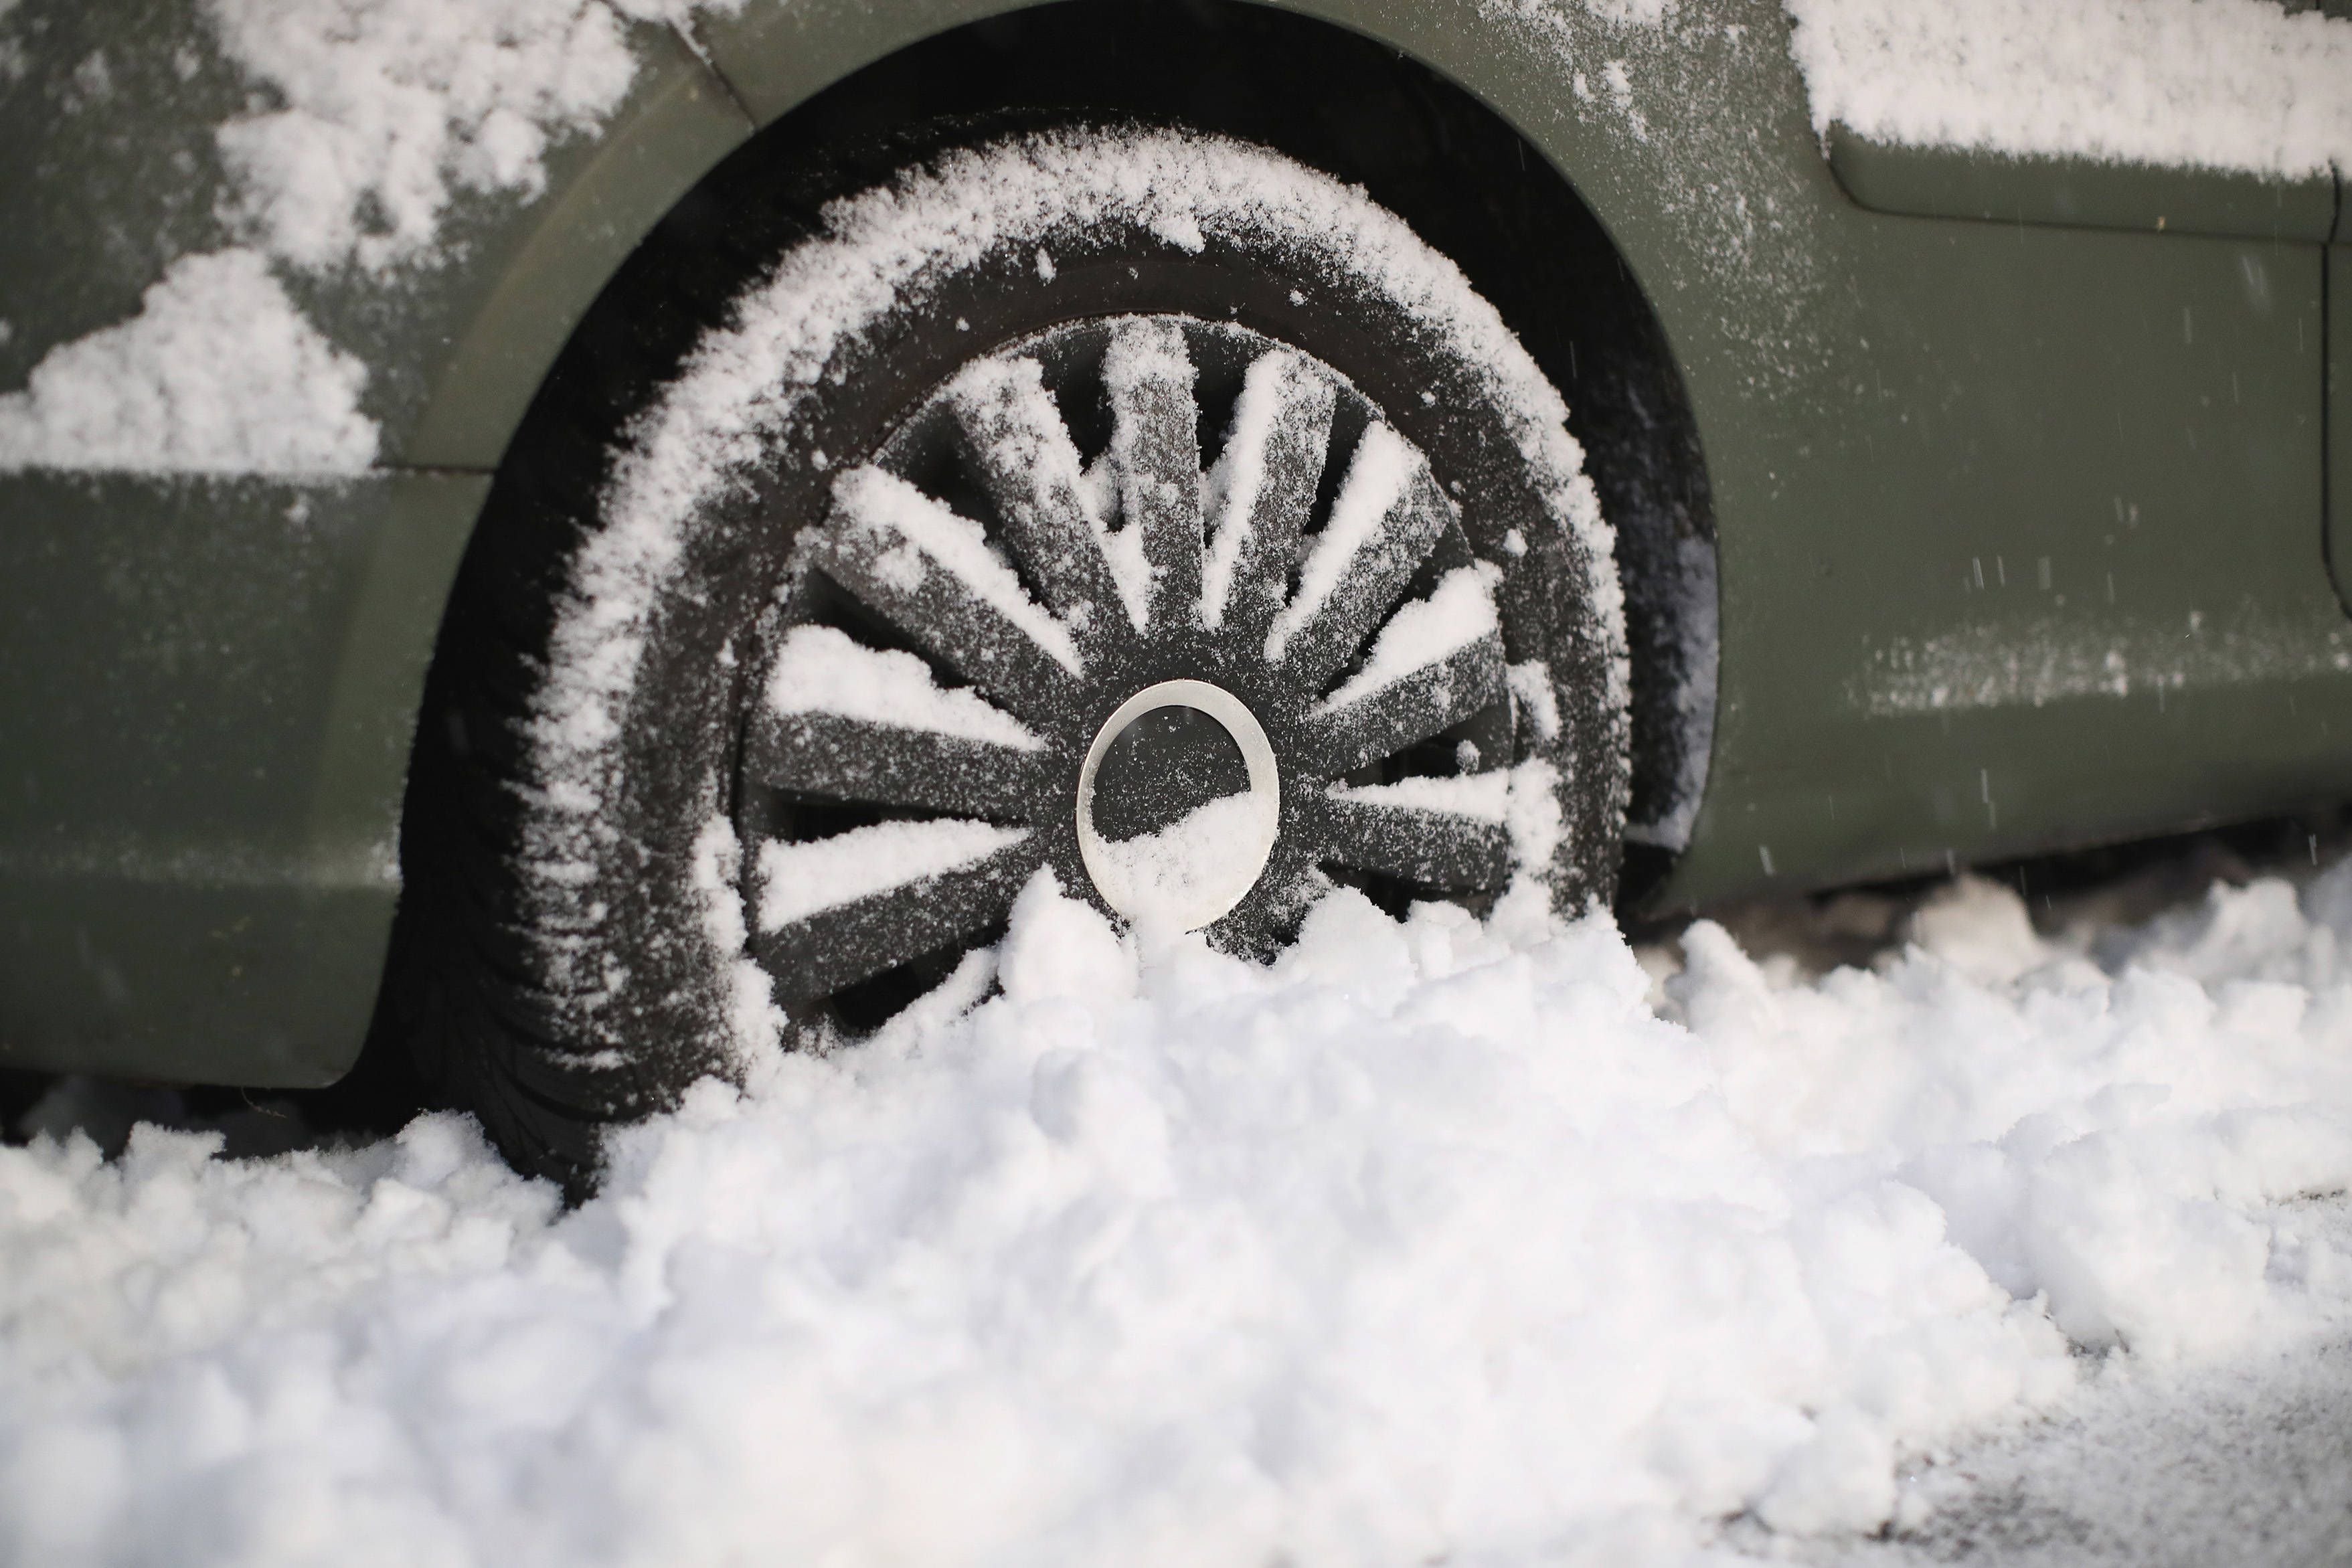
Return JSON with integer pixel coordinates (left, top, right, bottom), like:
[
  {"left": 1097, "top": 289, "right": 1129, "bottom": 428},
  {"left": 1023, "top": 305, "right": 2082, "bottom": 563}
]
[
  {"left": 752, "top": 824, "right": 1042, "bottom": 998},
  {"left": 748, "top": 711, "right": 1047, "bottom": 818},
  {"left": 1262, "top": 423, "right": 1448, "bottom": 694},
  {"left": 1104, "top": 319, "right": 1204, "bottom": 634},
  {"left": 1300, "top": 634, "right": 1507, "bottom": 778},
  {"left": 1201, "top": 349, "right": 1337, "bottom": 639},
  {"left": 814, "top": 468, "right": 1086, "bottom": 724},
  {"left": 946, "top": 357, "right": 1147, "bottom": 640},
  {"left": 1309, "top": 775, "right": 1511, "bottom": 889},
  {"left": 752, "top": 624, "right": 1049, "bottom": 816}
]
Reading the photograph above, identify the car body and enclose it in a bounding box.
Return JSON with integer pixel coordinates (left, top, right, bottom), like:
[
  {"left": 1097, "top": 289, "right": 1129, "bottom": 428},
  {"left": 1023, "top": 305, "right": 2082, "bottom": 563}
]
[{"left": 3, "top": 0, "right": 2348, "bottom": 1090}]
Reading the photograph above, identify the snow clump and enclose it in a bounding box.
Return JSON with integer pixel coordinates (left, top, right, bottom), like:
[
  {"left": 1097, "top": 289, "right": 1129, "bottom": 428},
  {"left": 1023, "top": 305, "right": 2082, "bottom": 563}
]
[
  {"left": 205, "top": 0, "right": 736, "bottom": 272},
  {"left": 0, "top": 250, "right": 376, "bottom": 475},
  {"left": 9, "top": 862, "right": 2352, "bottom": 1564}
]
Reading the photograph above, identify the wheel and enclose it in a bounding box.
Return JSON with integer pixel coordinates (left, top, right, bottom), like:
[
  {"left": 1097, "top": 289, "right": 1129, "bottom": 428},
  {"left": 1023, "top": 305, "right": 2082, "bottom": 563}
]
[{"left": 383, "top": 125, "right": 1630, "bottom": 1193}]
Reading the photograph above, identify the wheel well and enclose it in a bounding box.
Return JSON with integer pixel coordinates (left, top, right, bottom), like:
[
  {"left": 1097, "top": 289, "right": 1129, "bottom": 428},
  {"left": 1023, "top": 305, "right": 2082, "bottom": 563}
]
[{"left": 488, "top": 0, "right": 1716, "bottom": 893}]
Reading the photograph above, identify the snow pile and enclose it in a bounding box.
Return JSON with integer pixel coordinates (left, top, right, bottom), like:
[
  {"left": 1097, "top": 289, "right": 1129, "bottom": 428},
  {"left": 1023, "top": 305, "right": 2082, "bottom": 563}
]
[
  {"left": 1783, "top": 0, "right": 2352, "bottom": 179},
  {"left": 0, "top": 250, "right": 376, "bottom": 476},
  {"left": 9, "top": 864, "right": 2352, "bottom": 1564}
]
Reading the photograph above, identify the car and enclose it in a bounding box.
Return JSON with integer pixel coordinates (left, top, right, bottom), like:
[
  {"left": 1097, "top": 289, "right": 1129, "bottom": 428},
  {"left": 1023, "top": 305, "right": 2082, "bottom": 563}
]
[{"left": 3, "top": 0, "right": 2347, "bottom": 1189}]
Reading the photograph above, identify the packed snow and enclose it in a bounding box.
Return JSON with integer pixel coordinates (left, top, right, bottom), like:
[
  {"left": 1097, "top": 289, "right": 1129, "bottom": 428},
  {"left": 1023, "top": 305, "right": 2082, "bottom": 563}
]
[
  {"left": 11, "top": 851, "right": 2352, "bottom": 1564},
  {"left": 1783, "top": 0, "right": 2352, "bottom": 179}
]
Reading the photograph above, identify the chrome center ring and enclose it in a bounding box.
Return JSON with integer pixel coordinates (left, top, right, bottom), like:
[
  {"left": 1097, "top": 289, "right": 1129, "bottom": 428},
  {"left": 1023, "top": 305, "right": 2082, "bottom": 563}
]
[{"left": 1074, "top": 679, "right": 1282, "bottom": 933}]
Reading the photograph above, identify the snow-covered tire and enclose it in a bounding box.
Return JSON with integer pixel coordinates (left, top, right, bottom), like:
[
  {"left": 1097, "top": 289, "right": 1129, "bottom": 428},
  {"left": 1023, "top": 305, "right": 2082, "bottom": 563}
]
[{"left": 384, "top": 126, "right": 1630, "bottom": 1193}]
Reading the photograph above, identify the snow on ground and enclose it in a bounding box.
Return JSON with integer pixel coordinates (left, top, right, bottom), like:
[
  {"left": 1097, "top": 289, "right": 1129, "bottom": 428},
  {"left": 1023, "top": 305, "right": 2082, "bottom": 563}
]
[
  {"left": 1817, "top": 1278, "right": 2352, "bottom": 1568},
  {"left": 8, "top": 849, "right": 2352, "bottom": 1566},
  {"left": 1784, "top": 0, "right": 2352, "bottom": 179}
]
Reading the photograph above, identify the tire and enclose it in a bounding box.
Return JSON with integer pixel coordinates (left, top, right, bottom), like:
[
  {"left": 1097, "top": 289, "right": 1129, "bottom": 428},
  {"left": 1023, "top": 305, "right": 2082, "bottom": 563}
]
[{"left": 382, "top": 125, "right": 1630, "bottom": 1194}]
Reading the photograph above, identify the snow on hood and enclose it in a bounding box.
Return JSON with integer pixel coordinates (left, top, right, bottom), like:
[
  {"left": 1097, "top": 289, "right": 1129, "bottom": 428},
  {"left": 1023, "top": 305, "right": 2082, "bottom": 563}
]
[{"left": 9, "top": 864, "right": 2352, "bottom": 1564}]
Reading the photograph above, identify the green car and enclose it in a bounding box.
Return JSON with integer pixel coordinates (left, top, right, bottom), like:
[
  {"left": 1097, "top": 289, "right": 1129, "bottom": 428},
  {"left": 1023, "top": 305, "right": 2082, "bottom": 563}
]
[{"left": 4, "top": 0, "right": 2347, "bottom": 1186}]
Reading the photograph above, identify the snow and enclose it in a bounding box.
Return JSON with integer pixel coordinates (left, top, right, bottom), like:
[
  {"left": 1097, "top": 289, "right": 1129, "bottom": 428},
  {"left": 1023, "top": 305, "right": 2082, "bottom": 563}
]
[
  {"left": 1851, "top": 616, "right": 2352, "bottom": 719},
  {"left": 1783, "top": 0, "right": 2352, "bottom": 179},
  {"left": 12, "top": 855, "right": 2352, "bottom": 1563},
  {"left": 1201, "top": 347, "right": 1334, "bottom": 634},
  {"left": 1100, "top": 320, "right": 1203, "bottom": 632},
  {"left": 1086, "top": 791, "right": 1280, "bottom": 940},
  {"left": 1317, "top": 562, "right": 1503, "bottom": 716},
  {"left": 943, "top": 353, "right": 1150, "bottom": 635},
  {"left": 764, "top": 624, "right": 1045, "bottom": 752},
  {"left": 754, "top": 818, "right": 1029, "bottom": 932},
  {"left": 0, "top": 250, "right": 376, "bottom": 476}
]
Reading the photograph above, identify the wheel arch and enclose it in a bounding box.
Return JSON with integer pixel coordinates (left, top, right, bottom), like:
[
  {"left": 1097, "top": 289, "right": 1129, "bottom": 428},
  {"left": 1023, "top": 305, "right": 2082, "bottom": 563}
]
[{"left": 390, "top": 0, "right": 1718, "bottom": 906}]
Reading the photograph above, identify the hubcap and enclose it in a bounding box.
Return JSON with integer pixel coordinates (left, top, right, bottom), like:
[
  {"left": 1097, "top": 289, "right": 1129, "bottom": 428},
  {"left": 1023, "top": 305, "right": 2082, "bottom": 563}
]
[
  {"left": 736, "top": 314, "right": 1533, "bottom": 1035},
  {"left": 1076, "top": 679, "right": 1281, "bottom": 934}
]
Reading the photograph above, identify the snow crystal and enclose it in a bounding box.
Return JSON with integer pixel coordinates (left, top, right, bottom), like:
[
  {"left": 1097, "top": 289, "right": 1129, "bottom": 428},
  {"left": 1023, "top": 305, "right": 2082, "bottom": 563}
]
[
  {"left": 0, "top": 249, "right": 375, "bottom": 475},
  {"left": 765, "top": 624, "right": 1044, "bottom": 752},
  {"left": 11, "top": 863, "right": 2352, "bottom": 1562},
  {"left": 1784, "top": 0, "right": 2352, "bottom": 179},
  {"left": 754, "top": 818, "right": 1028, "bottom": 932}
]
